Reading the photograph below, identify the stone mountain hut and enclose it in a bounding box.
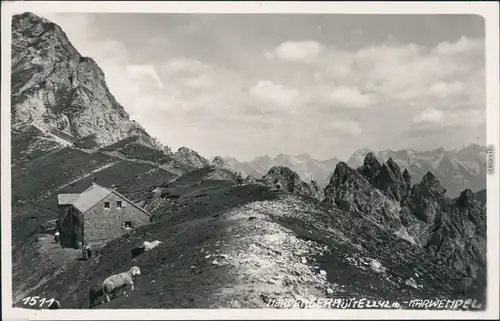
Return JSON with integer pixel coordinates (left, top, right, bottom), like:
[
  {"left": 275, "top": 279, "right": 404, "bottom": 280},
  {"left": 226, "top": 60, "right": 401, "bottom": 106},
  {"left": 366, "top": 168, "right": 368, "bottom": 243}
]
[{"left": 57, "top": 182, "right": 151, "bottom": 248}]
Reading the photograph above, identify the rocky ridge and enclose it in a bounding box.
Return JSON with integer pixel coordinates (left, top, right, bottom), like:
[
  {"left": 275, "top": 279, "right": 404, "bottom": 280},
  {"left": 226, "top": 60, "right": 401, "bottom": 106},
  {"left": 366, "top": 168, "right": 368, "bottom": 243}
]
[
  {"left": 173, "top": 147, "right": 210, "bottom": 169},
  {"left": 324, "top": 153, "right": 486, "bottom": 294}
]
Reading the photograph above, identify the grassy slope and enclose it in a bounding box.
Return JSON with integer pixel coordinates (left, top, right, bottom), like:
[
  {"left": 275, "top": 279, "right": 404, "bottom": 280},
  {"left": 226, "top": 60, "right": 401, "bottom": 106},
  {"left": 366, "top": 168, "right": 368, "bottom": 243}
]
[
  {"left": 19, "top": 167, "right": 484, "bottom": 310},
  {"left": 12, "top": 147, "right": 117, "bottom": 204},
  {"left": 11, "top": 141, "right": 178, "bottom": 303},
  {"left": 100, "top": 137, "right": 194, "bottom": 173}
]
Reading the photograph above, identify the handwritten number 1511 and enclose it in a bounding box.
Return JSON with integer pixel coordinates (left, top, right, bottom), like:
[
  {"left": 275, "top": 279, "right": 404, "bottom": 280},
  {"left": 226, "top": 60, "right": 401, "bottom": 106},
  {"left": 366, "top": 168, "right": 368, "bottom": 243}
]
[{"left": 22, "top": 296, "right": 55, "bottom": 307}]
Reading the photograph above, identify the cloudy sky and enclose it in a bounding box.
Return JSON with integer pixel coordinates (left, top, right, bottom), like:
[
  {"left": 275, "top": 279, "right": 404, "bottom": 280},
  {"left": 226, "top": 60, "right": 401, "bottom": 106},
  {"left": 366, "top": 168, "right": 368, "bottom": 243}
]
[{"left": 37, "top": 13, "right": 485, "bottom": 161}]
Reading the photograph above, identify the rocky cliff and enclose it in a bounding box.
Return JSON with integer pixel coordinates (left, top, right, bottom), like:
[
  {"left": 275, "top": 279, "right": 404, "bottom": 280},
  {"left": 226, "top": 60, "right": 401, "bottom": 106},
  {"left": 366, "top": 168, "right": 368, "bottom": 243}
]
[
  {"left": 324, "top": 154, "right": 487, "bottom": 293},
  {"left": 11, "top": 12, "right": 159, "bottom": 148}
]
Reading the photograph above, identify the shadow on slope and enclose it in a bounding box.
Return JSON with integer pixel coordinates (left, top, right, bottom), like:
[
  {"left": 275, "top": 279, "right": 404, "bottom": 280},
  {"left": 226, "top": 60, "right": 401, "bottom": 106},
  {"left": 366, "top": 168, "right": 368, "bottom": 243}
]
[
  {"left": 12, "top": 147, "right": 117, "bottom": 204},
  {"left": 38, "top": 159, "right": 176, "bottom": 212},
  {"left": 148, "top": 167, "right": 277, "bottom": 226}
]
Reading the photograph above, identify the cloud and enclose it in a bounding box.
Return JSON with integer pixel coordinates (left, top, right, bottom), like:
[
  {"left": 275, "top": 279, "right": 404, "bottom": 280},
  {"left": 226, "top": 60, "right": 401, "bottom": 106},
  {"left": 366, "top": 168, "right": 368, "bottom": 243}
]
[
  {"left": 126, "top": 64, "right": 163, "bottom": 88},
  {"left": 265, "top": 41, "right": 325, "bottom": 63},
  {"left": 36, "top": 13, "right": 485, "bottom": 160},
  {"left": 160, "top": 58, "right": 215, "bottom": 75},
  {"left": 412, "top": 108, "right": 444, "bottom": 124},
  {"left": 323, "top": 120, "right": 362, "bottom": 135},
  {"left": 249, "top": 80, "right": 300, "bottom": 108},
  {"left": 319, "top": 86, "right": 377, "bottom": 109},
  {"left": 432, "top": 35, "right": 484, "bottom": 56},
  {"left": 408, "top": 107, "right": 485, "bottom": 139},
  {"left": 181, "top": 74, "right": 214, "bottom": 88}
]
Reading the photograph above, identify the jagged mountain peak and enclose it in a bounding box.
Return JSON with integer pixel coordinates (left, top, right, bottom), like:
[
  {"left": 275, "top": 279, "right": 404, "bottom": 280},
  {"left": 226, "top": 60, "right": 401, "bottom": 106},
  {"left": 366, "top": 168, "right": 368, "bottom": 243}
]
[
  {"left": 346, "top": 148, "right": 375, "bottom": 168},
  {"left": 364, "top": 152, "right": 380, "bottom": 166},
  {"left": 460, "top": 143, "right": 484, "bottom": 153},
  {"left": 296, "top": 153, "right": 312, "bottom": 160},
  {"left": 11, "top": 12, "right": 158, "bottom": 149},
  {"left": 331, "top": 161, "right": 356, "bottom": 181},
  {"left": 432, "top": 146, "right": 446, "bottom": 153},
  {"left": 456, "top": 188, "right": 476, "bottom": 208},
  {"left": 386, "top": 157, "right": 400, "bottom": 169},
  {"left": 211, "top": 156, "right": 231, "bottom": 170},
  {"left": 357, "top": 153, "right": 382, "bottom": 183},
  {"left": 327, "top": 161, "right": 365, "bottom": 195},
  {"left": 323, "top": 156, "right": 486, "bottom": 287},
  {"left": 420, "top": 171, "right": 444, "bottom": 189},
  {"left": 402, "top": 168, "right": 412, "bottom": 187},
  {"left": 255, "top": 154, "right": 272, "bottom": 161}
]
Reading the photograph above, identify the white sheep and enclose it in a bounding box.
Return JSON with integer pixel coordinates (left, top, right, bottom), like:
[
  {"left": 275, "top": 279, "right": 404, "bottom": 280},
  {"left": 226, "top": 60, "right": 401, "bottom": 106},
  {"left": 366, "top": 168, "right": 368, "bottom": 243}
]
[
  {"left": 141, "top": 240, "right": 162, "bottom": 252},
  {"left": 102, "top": 266, "right": 141, "bottom": 302}
]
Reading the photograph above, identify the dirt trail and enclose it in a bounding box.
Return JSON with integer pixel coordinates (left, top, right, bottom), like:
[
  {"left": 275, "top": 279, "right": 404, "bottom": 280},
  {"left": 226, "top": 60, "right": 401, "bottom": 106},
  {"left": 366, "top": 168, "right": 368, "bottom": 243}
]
[
  {"left": 13, "top": 234, "right": 82, "bottom": 305},
  {"left": 36, "top": 234, "right": 82, "bottom": 264}
]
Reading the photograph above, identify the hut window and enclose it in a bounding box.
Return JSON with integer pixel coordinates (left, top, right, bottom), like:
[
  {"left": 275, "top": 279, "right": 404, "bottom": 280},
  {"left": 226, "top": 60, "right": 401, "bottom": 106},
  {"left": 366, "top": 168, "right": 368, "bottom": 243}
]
[
  {"left": 104, "top": 202, "right": 110, "bottom": 209},
  {"left": 124, "top": 221, "right": 133, "bottom": 229},
  {"left": 116, "top": 201, "right": 122, "bottom": 208}
]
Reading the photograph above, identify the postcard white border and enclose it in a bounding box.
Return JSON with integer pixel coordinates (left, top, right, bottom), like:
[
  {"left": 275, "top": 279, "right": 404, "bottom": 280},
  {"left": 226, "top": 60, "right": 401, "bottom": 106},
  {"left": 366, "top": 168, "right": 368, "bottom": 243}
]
[{"left": 2, "top": 1, "right": 499, "bottom": 320}]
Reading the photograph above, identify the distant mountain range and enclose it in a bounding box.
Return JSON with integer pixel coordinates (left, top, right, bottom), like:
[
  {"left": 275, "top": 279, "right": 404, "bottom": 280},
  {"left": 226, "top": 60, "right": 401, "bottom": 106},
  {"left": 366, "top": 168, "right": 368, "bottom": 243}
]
[{"left": 221, "top": 144, "right": 486, "bottom": 197}]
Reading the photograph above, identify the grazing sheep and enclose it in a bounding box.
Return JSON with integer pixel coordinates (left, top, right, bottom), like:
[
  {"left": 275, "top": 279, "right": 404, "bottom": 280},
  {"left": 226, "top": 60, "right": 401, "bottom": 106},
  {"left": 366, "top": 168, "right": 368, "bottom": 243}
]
[
  {"left": 102, "top": 266, "right": 141, "bottom": 302},
  {"left": 89, "top": 283, "right": 105, "bottom": 308},
  {"left": 141, "top": 240, "right": 162, "bottom": 252},
  {"left": 131, "top": 246, "right": 145, "bottom": 259}
]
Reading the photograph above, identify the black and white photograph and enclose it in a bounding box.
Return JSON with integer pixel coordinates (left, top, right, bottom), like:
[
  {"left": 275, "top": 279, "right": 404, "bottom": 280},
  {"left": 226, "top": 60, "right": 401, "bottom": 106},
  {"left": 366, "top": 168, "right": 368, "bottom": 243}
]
[{"left": 2, "top": 1, "right": 499, "bottom": 320}]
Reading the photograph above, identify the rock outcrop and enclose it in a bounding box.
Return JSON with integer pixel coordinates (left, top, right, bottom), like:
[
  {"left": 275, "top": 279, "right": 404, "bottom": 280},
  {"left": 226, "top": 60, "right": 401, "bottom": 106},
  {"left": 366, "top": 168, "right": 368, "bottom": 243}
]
[
  {"left": 211, "top": 156, "right": 231, "bottom": 170},
  {"left": 245, "top": 174, "right": 257, "bottom": 184},
  {"left": 324, "top": 162, "right": 402, "bottom": 230},
  {"left": 11, "top": 12, "right": 159, "bottom": 148},
  {"left": 356, "top": 152, "right": 381, "bottom": 184},
  {"left": 309, "top": 180, "right": 324, "bottom": 201},
  {"left": 262, "top": 166, "right": 321, "bottom": 199},
  {"left": 173, "top": 147, "right": 210, "bottom": 169},
  {"left": 324, "top": 153, "right": 487, "bottom": 287}
]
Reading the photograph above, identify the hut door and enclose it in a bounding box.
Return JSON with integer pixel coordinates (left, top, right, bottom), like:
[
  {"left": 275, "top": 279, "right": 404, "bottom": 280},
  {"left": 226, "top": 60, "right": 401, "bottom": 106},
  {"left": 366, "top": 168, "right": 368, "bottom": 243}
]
[{"left": 81, "top": 216, "right": 84, "bottom": 246}]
